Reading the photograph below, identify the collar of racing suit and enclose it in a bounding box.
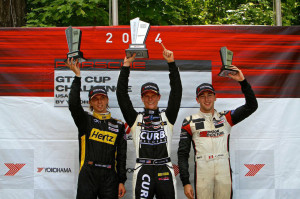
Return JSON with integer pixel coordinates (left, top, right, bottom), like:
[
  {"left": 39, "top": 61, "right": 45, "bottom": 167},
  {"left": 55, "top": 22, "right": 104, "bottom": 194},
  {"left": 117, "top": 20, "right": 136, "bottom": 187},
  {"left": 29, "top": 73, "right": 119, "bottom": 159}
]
[
  {"left": 93, "top": 112, "right": 111, "bottom": 120},
  {"left": 143, "top": 108, "right": 160, "bottom": 115},
  {"left": 198, "top": 109, "right": 220, "bottom": 121}
]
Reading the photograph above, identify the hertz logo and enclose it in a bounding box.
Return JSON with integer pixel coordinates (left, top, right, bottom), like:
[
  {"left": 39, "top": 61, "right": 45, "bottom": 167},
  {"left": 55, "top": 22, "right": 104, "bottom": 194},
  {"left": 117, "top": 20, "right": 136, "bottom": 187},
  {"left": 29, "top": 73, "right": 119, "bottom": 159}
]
[{"left": 89, "top": 128, "right": 117, "bottom": 145}]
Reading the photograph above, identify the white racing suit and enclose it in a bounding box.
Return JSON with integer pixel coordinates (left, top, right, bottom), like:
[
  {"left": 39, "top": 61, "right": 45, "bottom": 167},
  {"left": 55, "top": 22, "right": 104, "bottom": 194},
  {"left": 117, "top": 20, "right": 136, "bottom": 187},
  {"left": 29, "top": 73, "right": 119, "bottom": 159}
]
[{"left": 178, "top": 79, "right": 258, "bottom": 199}]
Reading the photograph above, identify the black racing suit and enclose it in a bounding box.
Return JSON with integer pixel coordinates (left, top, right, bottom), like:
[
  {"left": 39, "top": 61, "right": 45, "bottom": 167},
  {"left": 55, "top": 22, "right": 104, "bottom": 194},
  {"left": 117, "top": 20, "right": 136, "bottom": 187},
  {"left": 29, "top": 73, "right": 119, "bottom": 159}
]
[
  {"left": 116, "top": 62, "right": 182, "bottom": 199},
  {"left": 177, "top": 79, "right": 258, "bottom": 199},
  {"left": 69, "top": 76, "right": 127, "bottom": 199}
]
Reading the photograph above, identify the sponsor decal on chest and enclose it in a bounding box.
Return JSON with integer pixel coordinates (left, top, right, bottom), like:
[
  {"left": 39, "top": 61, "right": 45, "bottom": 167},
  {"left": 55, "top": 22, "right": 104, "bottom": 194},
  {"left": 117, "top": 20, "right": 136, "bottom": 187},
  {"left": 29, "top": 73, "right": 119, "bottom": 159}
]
[
  {"left": 192, "top": 118, "right": 205, "bottom": 130},
  {"left": 143, "top": 115, "right": 160, "bottom": 120},
  {"left": 108, "top": 122, "right": 119, "bottom": 133},
  {"left": 199, "top": 130, "right": 224, "bottom": 137},
  {"left": 140, "top": 129, "right": 167, "bottom": 145},
  {"left": 213, "top": 118, "right": 225, "bottom": 128},
  {"left": 89, "top": 128, "right": 117, "bottom": 145},
  {"left": 108, "top": 122, "right": 118, "bottom": 129},
  {"left": 138, "top": 121, "right": 167, "bottom": 129},
  {"left": 108, "top": 126, "right": 119, "bottom": 133},
  {"left": 93, "top": 118, "right": 101, "bottom": 124}
]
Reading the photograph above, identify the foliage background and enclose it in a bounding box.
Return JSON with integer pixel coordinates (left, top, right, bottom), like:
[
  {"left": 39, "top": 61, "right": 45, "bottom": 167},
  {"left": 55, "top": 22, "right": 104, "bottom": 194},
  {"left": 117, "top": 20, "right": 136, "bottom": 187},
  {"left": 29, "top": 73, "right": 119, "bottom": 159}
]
[{"left": 26, "top": 0, "right": 300, "bottom": 27}]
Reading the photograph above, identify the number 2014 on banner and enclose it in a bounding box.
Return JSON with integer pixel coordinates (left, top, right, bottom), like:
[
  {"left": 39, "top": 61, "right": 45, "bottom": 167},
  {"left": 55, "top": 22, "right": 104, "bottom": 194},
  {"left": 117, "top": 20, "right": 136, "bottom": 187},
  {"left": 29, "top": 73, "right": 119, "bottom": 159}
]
[{"left": 106, "top": 33, "right": 162, "bottom": 44}]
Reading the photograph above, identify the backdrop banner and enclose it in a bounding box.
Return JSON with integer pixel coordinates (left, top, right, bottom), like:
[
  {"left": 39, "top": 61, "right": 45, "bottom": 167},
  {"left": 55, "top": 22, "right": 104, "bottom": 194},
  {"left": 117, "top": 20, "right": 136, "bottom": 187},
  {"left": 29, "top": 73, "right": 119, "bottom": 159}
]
[{"left": 0, "top": 26, "right": 299, "bottom": 199}]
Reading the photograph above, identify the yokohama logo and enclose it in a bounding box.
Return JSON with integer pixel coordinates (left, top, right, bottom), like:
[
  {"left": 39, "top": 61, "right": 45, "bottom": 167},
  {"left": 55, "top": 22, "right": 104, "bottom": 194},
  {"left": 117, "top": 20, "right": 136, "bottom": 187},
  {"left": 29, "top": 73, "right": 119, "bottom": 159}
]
[
  {"left": 244, "top": 164, "right": 265, "bottom": 176},
  {"left": 4, "top": 163, "right": 26, "bottom": 176},
  {"left": 37, "top": 167, "right": 72, "bottom": 173},
  {"left": 37, "top": 168, "right": 44, "bottom": 172}
]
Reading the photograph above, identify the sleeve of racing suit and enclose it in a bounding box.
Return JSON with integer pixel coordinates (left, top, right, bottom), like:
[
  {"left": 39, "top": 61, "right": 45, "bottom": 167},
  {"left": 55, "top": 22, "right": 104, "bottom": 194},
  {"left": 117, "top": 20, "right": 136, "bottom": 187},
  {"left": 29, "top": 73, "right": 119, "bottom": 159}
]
[
  {"left": 68, "top": 76, "right": 88, "bottom": 136},
  {"left": 226, "top": 79, "right": 258, "bottom": 126},
  {"left": 177, "top": 117, "right": 193, "bottom": 186},
  {"left": 116, "top": 67, "right": 138, "bottom": 127},
  {"left": 116, "top": 123, "right": 127, "bottom": 184},
  {"left": 165, "top": 62, "right": 182, "bottom": 125}
]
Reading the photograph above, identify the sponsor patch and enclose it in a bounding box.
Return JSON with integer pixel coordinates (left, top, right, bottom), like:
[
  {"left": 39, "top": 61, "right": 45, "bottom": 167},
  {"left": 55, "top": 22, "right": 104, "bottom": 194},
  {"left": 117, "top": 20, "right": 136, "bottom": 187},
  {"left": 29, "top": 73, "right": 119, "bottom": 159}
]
[
  {"left": 108, "top": 122, "right": 118, "bottom": 129},
  {"left": 158, "top": 172, "right": 169, "bottom": 177},
  {"left": 199, "top": 130, "right": 224, "bottom": 137},
  {"left": 195, "top": 122, "right": 204, "bottom": 130},
  {"left": 89, "top": 128, "right": 117, "bottom": 145},
  {"left": 158, "top": 177, "right": 170, "bottom": 181},
  {"left": 213, "top": 118, "right": 225, "bottom": 128},
  {"left": 140, "top": 129, "right": 167, "bottom": 145},
  {"left": 108, "top": 126, "right": 119, "bottom": 133},
  {"left": 93, "top": 119, "right": 101, "bottom": 124}
]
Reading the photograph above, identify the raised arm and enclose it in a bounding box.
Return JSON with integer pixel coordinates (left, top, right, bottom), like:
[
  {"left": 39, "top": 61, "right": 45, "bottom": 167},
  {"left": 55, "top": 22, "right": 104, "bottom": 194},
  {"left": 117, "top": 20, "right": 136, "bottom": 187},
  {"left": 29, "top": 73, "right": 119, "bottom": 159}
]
[
  {"left": 226, "top": 66, "right": 258, "bottom": 125},
  {"left": 116, "top": 54, "right": 138, "bottom": 127},
  {"left": 162, "top": 45, "right": 182, "bottom": 125},
  {"left": 66, "top": 58, "right": 87, "bottom": 133}
]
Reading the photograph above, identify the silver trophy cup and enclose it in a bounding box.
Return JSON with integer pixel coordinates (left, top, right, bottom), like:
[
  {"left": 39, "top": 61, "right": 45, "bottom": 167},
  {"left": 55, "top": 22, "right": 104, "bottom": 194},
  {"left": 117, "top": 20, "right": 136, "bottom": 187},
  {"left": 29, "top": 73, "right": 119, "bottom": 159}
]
[
  {"left": 126, "top": 18, "right": 150, "bottom": 58},
  {"left": 218, "top": 46, "right": 237, "bottom": 77},
  {"left": 65, "top": 26, "right": 86, "bottom": 63}
]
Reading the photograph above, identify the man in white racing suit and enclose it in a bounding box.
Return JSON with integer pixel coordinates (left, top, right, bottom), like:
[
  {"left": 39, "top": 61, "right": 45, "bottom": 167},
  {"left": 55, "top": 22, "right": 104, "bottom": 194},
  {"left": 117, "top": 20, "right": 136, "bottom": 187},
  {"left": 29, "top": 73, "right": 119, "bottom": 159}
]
[{"left": 178, "top": 66, "right": 258, "bottom": 199}]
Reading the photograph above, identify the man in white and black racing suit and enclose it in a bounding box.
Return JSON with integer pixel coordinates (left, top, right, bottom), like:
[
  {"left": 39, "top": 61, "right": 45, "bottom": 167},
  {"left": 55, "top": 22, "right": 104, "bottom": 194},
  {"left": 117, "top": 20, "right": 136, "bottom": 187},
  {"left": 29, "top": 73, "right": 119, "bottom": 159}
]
[
  {"left": 66, "top": 58, "right": 127, "bottom": 199},
  {"left": 178, "top": 66, "right": 258, "bottom": 199},
  {"left": 117, "top": 45, "right": 182, "bottom": 199}
]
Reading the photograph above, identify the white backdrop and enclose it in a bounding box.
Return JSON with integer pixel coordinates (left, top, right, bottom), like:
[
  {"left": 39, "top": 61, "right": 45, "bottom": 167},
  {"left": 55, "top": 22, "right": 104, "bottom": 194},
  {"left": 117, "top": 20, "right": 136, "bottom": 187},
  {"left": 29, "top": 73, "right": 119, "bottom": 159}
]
[{"left": 1, "top": 95, "right": 300, "bottom": 199}]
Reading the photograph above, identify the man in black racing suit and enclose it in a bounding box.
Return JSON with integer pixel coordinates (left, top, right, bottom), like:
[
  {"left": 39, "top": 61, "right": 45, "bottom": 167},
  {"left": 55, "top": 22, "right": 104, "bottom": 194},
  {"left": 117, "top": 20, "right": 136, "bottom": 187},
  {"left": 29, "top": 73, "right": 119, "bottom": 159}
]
[
  {"left": 116, "top": 45, "right": 182, "bottom": 199},
  {"left": 66, "top": 58, "right": 127, "bottom": 199},
  {"left": 178, "top": 66, "right": 258, "bottom": 199}
]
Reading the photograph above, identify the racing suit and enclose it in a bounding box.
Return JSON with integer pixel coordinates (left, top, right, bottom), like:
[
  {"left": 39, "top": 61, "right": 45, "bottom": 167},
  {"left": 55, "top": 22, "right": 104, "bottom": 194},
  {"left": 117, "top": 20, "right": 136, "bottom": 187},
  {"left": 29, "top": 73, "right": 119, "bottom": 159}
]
[
  {"left": 69, "top": 76, "right": 127, "bottom": 199},
  {"left": 178, "top": 79, "right": 258, "bottom": 199},
  {"left": 116, "top": 62, "right": 182, "bottom": 199}
]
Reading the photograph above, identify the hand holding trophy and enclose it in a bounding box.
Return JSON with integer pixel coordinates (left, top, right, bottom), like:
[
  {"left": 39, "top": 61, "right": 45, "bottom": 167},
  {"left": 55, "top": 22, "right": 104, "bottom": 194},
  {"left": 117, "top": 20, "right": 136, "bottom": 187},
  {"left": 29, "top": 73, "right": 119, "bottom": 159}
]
[{"left": 125, "top": 17, "right": 150, "bottom": 58}]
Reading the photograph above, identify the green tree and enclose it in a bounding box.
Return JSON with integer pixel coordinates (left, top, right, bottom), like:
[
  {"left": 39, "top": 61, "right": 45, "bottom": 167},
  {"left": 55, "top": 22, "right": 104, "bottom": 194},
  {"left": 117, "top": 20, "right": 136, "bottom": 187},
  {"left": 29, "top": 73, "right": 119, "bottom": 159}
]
[
  {"left": 216, "top": 0, "right": 299, "bottom": 25},
  {"left": 220, "top": 1, "right": 274, "bottom": 25},
  {"left": 281, "top": 0, "right": 299, "bottom": 25},
  {"left": 26, "top": 0, "right": 109, "bottom": 27},
  {"left": 118, "top": 0, "right": 195, "bottom": 25},
  {"left": 26, "top": 0, "right": 299, "bottom": 27}
]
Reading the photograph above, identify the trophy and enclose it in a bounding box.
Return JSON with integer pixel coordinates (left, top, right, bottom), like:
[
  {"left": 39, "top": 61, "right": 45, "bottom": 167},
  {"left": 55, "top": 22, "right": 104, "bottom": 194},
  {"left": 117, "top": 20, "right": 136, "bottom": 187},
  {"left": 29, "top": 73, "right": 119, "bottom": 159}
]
[
  {"left": 218, "top": 46, "right": 237, "bottom": 77},
  {"left": 65, "top": 26, "right": 86, "bottom": 63},
  {"left": 125, "top": 17, "right": 150, "bottom": 58}
]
